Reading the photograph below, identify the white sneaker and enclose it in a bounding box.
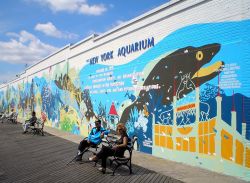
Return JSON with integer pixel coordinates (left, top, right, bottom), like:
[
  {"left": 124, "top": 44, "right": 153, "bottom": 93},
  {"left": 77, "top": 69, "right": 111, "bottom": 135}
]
[
  {"left": 89, "top": 156, "right": 98, "bottom": 161},
  {"left": 98, "top": 167, "right": 106, "bottom": 174}
]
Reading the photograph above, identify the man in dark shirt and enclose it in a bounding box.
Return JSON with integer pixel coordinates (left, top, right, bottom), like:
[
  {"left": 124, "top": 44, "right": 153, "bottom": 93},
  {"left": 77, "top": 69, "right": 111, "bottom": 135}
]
[{"left": 22, "top": 111, "right": 37, "bottom": 133}]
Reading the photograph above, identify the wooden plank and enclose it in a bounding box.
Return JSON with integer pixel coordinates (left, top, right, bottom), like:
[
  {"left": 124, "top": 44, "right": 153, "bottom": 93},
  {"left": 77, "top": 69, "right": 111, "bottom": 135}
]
[{"left": 0, "top": 123, "right": 181, "bottom": 183}]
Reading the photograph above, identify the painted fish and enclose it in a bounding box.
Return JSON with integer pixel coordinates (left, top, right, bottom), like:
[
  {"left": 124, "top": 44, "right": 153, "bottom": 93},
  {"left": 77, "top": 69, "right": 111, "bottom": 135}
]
[{"left": 120, "top": 43, "right": 224, "bottom": 123}]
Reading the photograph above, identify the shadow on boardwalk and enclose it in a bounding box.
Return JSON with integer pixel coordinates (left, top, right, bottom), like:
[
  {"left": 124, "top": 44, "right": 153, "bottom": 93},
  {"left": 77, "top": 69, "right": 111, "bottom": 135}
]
[{"left": 0, "top": 123, "right": 182, "bottom": 183}]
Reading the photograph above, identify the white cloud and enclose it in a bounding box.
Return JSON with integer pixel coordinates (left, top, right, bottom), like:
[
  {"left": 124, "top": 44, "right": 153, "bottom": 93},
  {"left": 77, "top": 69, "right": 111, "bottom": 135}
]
[
  {"left": 85, "top": 20, "right": 126, "bottom": 38},
  {"left": 35, "top": 22, "right": 78, "bottom": 39},
  {"left": 106, "top": 20, "right": 127, "bottom": 31},
  {"left": 35, "top": 22, "right": 61, "bottom": 38},
  {"left": 31, "top": 0, "right": 107, "bottom": 15},
  {"left": 79, "top": 4, "right": 106, "bottom": 15},
  {"left": 114, "top": 20, "right": 126, "bottom": 27},
  {"left": 0, "top": 30, "right": 58, "bottom": 65}
]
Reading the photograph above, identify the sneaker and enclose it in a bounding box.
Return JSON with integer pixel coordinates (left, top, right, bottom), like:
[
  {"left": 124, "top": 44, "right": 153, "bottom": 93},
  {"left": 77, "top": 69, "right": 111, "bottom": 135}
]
[
  {"left": 98, "top": 167, "right": 106, "bottom": 174},
  {"left": 88, "top": 156, "right": 98, "bottom": 161},
  {"left": 77, "top": 150, "right": 83, "bottom": 155},
  {"left": 22, "top": 131, "right": 27, "bottom": 134},
  {"left": 75, "top": 156, "right": 82, "bottom": 162}
]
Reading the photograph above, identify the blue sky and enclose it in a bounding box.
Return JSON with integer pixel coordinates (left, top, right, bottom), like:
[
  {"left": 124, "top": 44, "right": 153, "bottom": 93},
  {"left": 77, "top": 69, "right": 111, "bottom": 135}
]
[{"left": 0, "top": 0, "right": 169, "bottom": 84}]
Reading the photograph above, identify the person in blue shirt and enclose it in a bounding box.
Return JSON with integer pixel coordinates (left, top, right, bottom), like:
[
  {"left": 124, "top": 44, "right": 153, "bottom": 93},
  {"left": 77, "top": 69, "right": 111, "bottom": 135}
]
[
  {"left": 75, "top": 119, "right": 109, "bottom": 161},
  {"left": 88, "top": 123, "right": 129, "bottom": 174}
]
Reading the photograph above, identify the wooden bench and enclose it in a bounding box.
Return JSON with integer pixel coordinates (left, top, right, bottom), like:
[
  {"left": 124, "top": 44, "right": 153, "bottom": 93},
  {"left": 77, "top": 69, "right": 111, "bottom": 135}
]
[
  {"left": 67, "top": 137, "right": 102, "bottom": 165},
  {"left": 8, "top": 112, "right": 18, "bottom": 124},
  {"left": 0, "top": 112, "right": 7, "bottom": 123},
  {"left": 92, "top": 134, "right": 137, "bottom": 175},
  {"left": 108, "top": 137, "right": 137, "bottom": 175},
  {"left": 67, "top": 134, "right": 137, "bottom": 175},
  {"left": 1, "top": 112, "right": 18, "bottom": 124},
  {"left": 30, "top": 118, "right": 46, "bottom": 136}
]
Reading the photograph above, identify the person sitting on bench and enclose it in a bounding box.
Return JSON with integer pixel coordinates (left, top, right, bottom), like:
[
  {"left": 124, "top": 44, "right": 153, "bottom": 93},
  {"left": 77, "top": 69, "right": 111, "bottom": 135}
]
[
  {"left": 22, "top": 111, "right": 37, "bottom": 133},
  {"left": 0, "top": 111, "right": 6, "bottom": 123},
  {"left": 7, "top": 109, "right": 15, "bottom": 122},
  {"left": 88, "top": 123, "right": 128, "bottom": 174},
  {"left": 75, "top": 119, "right": 109, "bottom": 161}
]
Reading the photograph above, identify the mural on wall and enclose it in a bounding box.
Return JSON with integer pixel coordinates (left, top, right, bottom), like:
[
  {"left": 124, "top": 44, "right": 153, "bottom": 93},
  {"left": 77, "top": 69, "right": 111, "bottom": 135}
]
[
  {"left": 0, "top": 88, "right": 8, "bottom": 112},
  {"left": 0, "top": 19, "right": 249, "bottom": 180}
]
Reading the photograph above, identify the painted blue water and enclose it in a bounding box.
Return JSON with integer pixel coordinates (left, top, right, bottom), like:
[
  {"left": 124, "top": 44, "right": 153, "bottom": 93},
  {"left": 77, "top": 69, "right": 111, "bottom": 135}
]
[{"left": 79, "top": 19, "right": 250, "bottom": 147}]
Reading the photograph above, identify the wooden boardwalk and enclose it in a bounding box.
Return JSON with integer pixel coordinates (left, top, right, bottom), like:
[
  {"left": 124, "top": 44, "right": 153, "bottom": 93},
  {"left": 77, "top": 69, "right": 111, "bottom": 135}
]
[{"left": 0, "top": 123, "right": 183, "bottom": 183}]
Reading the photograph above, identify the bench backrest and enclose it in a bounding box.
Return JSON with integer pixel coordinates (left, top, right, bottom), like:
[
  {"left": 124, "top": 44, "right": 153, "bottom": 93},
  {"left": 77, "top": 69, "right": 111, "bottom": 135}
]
[
  {"left": 127, "top": 137, "right": 137, "bottom": 149},
  {"left": 13, "top": 113, "right": 18, "bottom": 119},
  {"left": 123, "top": 137, "right": 137, "bottom": 159},
  {"left": 36, "top": 118, "right": 46, "bottom": 129}
]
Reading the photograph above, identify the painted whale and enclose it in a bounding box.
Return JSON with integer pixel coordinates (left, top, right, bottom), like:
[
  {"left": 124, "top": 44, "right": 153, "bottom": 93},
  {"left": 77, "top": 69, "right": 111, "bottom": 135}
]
[{"left": 119, "top": 43, "right": 224, "bottom": 123}]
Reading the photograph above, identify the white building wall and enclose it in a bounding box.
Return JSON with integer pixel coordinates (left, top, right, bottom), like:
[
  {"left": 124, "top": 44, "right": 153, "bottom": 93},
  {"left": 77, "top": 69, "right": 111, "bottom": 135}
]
[{"left": 1, "top": 0, "right": 250, "bottom": 180}]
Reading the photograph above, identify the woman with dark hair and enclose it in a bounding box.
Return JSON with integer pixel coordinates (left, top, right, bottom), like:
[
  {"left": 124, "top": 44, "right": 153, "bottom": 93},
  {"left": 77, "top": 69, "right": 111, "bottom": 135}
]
[{"left": 89, "top": 123, "right": 129, "bottom": 173}]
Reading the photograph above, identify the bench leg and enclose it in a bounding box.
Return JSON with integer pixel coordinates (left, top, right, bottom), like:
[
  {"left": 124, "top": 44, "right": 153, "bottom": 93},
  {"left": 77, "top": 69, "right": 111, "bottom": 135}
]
[
  {"left": 32, "top": 129, "right": 37, "bottom": 135},
  {"left": 129, "top": 166, "right": 132, "bottom": 174},
  {"left": 110, "top": 160, "right": 132, "bottom": 175},
  {"left": 112, "top": 163, "right": 122, "bottom": 175},
  {"left": 129, "top": 160, "right": 132, "bottom": 174}
]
